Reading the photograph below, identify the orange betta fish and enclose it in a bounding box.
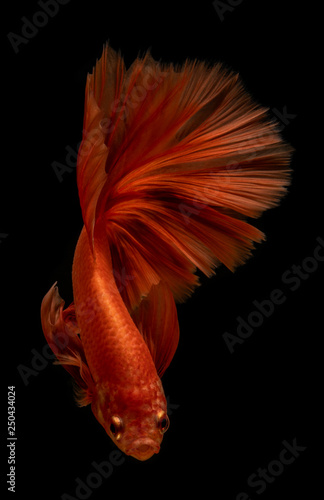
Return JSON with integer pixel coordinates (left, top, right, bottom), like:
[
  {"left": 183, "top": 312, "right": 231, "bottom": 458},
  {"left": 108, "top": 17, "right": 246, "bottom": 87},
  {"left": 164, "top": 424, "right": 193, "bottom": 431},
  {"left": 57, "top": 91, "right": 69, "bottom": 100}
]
[{"left": 41, "top": 45, "right": 291, "bottom": 460}]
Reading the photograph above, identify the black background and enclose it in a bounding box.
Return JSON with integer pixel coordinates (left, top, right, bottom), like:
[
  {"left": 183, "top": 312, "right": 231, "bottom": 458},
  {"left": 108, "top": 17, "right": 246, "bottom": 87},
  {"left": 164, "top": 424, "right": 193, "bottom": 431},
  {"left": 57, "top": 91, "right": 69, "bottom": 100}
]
[{"left": 2, "top": 1, "right": 321, "bottom": 499}]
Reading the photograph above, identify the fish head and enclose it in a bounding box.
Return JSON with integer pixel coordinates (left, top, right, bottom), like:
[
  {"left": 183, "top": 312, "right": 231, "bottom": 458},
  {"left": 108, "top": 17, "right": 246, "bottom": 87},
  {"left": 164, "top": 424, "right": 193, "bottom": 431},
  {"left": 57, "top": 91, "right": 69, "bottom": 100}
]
[
  {"left": 122, "top": 408, "right": 170, "bottom": 461},
  {"left": 91, "top": 380, "right": 169, "bottom": 461}
]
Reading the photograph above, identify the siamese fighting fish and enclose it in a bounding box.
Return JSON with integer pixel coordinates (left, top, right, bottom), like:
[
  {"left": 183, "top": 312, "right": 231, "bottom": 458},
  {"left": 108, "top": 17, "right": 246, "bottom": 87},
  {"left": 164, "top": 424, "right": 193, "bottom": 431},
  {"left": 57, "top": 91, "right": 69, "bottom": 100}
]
[{"left": 41, "top": 45, "right": 291, "bottom": 461}]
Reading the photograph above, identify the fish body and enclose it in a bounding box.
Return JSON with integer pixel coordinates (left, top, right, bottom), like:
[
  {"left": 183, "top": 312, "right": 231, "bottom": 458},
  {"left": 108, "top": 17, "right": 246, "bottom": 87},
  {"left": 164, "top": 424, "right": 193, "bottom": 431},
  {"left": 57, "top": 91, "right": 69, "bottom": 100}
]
[
  {"left": 41, "top": 45, "right": 291, "bottom": 460},
  {"left": 73, "top": 225, "right": 169, "bottom": 460}
]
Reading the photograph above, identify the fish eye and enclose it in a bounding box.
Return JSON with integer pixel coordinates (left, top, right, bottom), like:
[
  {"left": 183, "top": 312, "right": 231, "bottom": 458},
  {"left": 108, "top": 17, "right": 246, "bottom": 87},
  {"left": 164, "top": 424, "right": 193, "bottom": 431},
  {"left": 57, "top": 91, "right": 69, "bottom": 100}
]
[
  {"left": 110, "top": 416, "right": 123, "bottom": 437},
  {"left": 158, "top": 414, "right": 170, "bottom": 433}
]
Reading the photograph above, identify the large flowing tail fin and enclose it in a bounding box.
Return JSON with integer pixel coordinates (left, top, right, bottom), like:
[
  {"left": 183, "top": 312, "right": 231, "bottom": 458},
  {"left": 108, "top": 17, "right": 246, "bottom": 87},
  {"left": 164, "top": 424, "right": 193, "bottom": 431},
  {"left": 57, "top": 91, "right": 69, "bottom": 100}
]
[{"left": 77, "top": 44, "right": 292, "bottom": 312}]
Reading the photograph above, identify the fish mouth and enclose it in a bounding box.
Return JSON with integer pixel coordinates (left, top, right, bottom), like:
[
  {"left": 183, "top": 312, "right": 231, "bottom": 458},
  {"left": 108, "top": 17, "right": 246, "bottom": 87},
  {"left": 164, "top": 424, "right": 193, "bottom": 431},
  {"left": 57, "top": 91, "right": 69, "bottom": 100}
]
[{"left": 126, "top": 438, "right": 160, "bottom": 461}]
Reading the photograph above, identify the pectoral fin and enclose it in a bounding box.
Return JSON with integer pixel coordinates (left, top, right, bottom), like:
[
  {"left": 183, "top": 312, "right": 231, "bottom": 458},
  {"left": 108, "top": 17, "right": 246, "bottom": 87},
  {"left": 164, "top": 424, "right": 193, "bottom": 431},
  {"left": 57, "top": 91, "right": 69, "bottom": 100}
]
[{"left": 40, "top": 283, "right": 94, "bottom": 406}]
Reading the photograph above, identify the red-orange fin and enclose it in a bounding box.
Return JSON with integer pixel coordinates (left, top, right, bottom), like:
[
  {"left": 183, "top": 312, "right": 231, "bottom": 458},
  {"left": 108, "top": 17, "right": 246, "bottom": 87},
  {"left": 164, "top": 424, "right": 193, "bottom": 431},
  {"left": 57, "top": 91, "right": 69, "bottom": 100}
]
[
  {"left": 131, "top": 281, "right": 179, "bottom": 378},
  {"left": 40, "top": 283, "right": 94, "bottom": 406},
  {"left": 77, "top": 45, "right": 125, "bottom": 250},
  {"left": 77, "top": 45, "right": 292, "bottom": 313}
]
